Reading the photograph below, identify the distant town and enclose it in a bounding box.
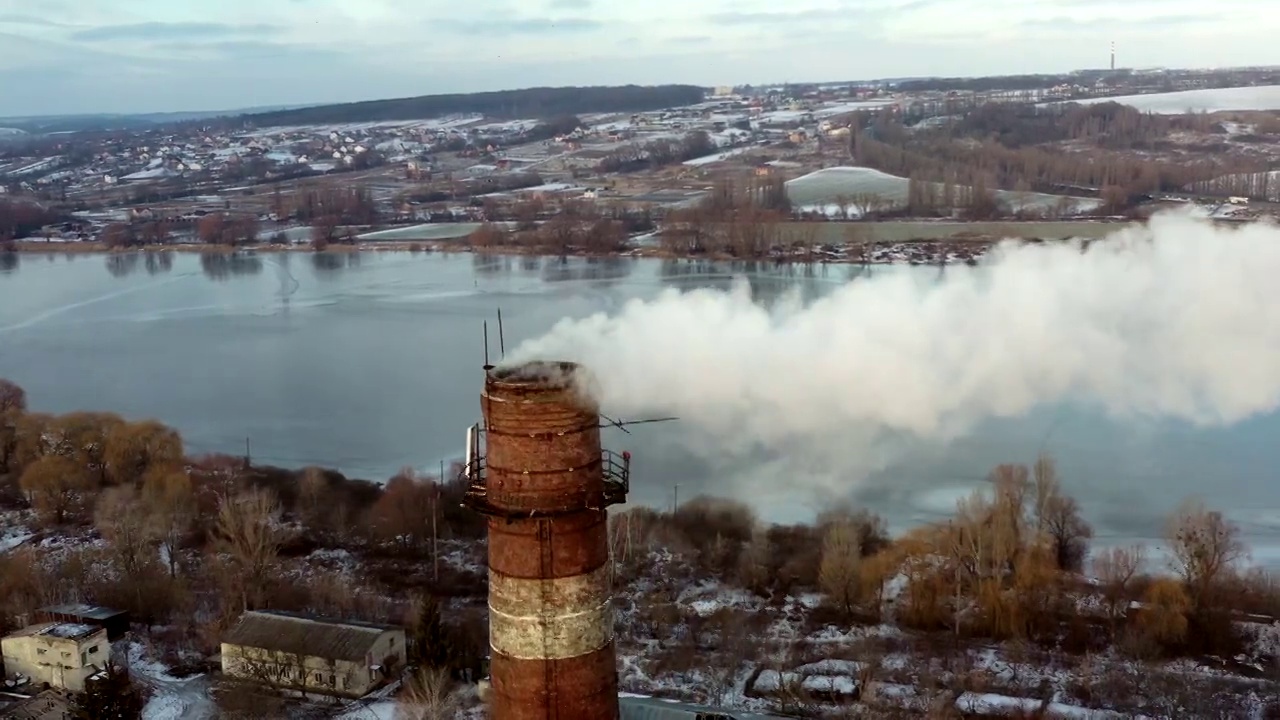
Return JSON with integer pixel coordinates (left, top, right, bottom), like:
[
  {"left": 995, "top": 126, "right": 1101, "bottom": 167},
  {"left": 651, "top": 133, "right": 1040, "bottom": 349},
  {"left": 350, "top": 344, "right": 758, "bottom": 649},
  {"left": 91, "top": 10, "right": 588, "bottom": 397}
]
[{"left": 2, "top": 65, "right": 1279, "bottom": 267}]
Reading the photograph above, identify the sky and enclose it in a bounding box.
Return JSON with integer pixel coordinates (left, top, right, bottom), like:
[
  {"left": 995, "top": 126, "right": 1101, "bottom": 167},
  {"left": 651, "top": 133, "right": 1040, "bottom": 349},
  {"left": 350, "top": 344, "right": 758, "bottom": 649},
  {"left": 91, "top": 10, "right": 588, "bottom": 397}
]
[{"left": 1, "top": 0, "right": 1277, "bottom": 117}]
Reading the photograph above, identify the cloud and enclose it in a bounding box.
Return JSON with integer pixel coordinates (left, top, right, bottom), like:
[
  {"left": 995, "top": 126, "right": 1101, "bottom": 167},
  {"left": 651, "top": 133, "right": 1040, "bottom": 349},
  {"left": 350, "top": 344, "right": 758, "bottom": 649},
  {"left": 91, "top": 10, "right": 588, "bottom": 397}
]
[
  {"left": 667, "top": 35, "right": 713, "bottom": 44},
  {"left": 70, "top": 21, "right": 280, "bottom": 42},
  {"left": 0, "top": 13, "right": 72, "bottom": 27},
  {"left": 1017, "top": 13, "right": 1214, "bottom": 30},
  {"left": 548, "top": 0, "right": 593, "bottom": 7},
  {"left": 439, "top": 17, "right": 603, "bottom": 35},
  {"left": 151, "top": 39, "right": 338, "bottom": 59},
  {"left": 706, "top": 8, "right": 852, "bottom": 25}
]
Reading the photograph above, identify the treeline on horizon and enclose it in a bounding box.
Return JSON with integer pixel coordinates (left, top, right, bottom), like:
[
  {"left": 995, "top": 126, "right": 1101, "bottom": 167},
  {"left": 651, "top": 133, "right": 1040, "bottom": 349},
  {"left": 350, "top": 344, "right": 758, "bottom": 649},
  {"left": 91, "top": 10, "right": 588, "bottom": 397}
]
[
  {"left": 846, "top": 101, "right": 1280, "bottom": 214},
  {"left": 240, "top": 84, "right": 707, "bottom": 127}
]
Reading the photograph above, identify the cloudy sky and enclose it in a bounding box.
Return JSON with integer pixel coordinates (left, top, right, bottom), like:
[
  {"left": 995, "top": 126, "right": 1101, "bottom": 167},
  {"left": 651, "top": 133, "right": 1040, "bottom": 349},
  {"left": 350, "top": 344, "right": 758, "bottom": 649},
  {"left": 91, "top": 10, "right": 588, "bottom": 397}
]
[{"left": 1, "top": 0, "right": 1276, "bottom": 117}]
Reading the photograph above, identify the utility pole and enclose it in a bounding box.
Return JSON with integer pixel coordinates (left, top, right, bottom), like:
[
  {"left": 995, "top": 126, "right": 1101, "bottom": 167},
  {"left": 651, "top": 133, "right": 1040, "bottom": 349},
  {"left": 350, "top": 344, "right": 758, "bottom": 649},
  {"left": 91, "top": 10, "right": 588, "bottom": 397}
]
[{"left": 434, "top": 460, "right": 442, "bottom": 583}]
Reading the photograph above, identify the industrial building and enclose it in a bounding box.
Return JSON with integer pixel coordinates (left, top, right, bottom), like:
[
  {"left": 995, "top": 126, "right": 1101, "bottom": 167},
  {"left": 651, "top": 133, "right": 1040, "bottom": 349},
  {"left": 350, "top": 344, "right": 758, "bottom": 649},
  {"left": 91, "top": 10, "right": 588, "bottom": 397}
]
[{"left": 0, "top": 622, "right": 109, "bottom": 692}]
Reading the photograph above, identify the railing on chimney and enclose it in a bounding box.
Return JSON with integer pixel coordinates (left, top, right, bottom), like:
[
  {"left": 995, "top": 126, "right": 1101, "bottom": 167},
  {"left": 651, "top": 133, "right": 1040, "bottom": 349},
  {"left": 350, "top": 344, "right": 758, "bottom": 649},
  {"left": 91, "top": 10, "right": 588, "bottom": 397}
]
[{"left": 460, "top": 449, "right": 630, "bottom": 518}]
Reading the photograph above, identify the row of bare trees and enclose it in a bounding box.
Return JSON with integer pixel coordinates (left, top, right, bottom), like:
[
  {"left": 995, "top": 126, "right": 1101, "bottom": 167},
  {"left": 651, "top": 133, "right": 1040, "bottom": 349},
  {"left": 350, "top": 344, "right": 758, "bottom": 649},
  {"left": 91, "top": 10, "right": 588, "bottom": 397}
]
[
  {"left": 608, "top": 451, "right": 1269, "bottom": 666},
  {"left": 848, "top": 104, "right": 1279, "bottom": 212},
  {"left": 597, "top": 131, "right": 718, "bottom": 173},
  {"left": 0, "top": 199, "right": 60, "bottom": 241},
  {"left": 196, "top": 213, "right": 262, "bottom": 246},
  {"left": 291, "top": 188, "right": 378, "bottom": 226}
]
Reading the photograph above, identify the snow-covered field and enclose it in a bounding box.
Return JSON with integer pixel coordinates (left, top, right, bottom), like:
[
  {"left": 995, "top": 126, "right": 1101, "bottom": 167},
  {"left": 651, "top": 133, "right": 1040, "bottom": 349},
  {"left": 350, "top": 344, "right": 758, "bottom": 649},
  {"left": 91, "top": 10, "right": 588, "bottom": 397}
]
[
  {"left": 357, "top": 223, "right": 510, "bottom": 242},
  {"left": 785, "top": 166, "right": 1102, "bottom": 216},
  {"left": 1063, "top": 85, "right": 1280, "bottom": 114},
  {"left": 683, "top": 147, "right": 752, "bottom": 166}
]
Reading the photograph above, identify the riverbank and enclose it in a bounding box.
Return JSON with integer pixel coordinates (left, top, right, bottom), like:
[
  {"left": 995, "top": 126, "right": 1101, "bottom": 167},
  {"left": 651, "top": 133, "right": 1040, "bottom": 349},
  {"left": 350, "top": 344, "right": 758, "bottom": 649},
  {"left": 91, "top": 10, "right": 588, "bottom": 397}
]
[{"left": 2, "top": 217, "right": 1163, "bottom": 266}]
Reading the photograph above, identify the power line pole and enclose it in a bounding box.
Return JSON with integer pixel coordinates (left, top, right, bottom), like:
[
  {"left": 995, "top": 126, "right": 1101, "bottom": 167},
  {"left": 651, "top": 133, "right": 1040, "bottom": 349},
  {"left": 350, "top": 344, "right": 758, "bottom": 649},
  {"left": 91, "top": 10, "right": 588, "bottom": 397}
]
[{"left": 434, "top": 460, "right": 442, "bottom": 583}]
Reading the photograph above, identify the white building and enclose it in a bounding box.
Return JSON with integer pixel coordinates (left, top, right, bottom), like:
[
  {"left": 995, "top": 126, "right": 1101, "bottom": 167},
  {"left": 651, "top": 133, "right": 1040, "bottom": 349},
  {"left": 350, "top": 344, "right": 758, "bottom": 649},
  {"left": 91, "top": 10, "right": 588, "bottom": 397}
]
[
  {"left": 1, "top": 623, "right": 110, "bottom": 692},
  {"left": 220, "top": 610, "right": 405, "bottom": 698}
]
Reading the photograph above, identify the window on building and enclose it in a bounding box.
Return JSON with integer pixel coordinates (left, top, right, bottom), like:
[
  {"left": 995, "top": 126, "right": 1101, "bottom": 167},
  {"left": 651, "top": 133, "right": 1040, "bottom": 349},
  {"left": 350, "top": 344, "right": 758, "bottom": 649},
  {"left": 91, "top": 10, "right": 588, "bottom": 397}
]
[
  {"left": 81, "top": 652, "right": 88, "bottom": 665},
  {"left": 88, "top": 645, "right": 99, "bottom": 654},
  {"left": 328, "top": 674, "right": 335, "bottom": 686},
  {"left": 314, "top": 672, "right": 323, "bottom": 683}
]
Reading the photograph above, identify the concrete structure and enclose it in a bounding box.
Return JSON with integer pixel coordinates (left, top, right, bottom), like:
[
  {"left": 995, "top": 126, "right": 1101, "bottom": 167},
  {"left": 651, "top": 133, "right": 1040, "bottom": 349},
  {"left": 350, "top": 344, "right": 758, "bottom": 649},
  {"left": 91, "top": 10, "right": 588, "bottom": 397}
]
[
  {"left": 1, "top": 623, "right": 109, "bottom": 692},
  {"left": 220, "top": 610, "right": 405, "bottom": 698},
  {"left": 463, "top": 360, "right": 629, "bottom": 720}
]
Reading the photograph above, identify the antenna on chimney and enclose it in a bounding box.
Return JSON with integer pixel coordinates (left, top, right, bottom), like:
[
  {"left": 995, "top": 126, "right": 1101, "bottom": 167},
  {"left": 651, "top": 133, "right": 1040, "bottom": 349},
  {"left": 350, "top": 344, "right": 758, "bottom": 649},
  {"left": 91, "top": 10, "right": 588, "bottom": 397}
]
[{"left": 497, "top": 308, "right": 506, "bottom": 359}]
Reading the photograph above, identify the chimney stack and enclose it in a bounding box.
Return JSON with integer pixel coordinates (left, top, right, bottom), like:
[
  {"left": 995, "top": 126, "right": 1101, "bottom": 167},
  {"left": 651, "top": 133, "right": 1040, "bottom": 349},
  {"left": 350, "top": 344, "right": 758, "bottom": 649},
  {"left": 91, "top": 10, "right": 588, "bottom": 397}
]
[
  {"left": 1110, "top": 41, "right": 1116, "bottom": 71},
  {"left": 464, "top": 361, "right": 625, "bottom": 720}
]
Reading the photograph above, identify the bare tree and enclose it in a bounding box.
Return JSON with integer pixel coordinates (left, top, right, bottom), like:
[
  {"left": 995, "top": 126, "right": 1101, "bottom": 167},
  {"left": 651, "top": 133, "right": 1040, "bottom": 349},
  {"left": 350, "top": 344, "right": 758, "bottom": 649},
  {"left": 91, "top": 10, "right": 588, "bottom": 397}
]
[
  {"left": 1137, "top": 578, "right": 1191, "bottom": 650},
  {"left": 1166, "top": 499, "right": 1247, "bottom": 606},
  {"left": 95, "top": 485, "right": 157, "bottom": 580},
  {"left": 1032, "top": 456, "right": 1093, "bottom": 572},
  {"left": 396, "top": 666, "right": 462, "bottom": 720},
  {"left": 736, "top": 524, "right": 773, "bottom": 596},
  {"left": 0, "top": 378, "right": 25, "bottom": 473},
  {"left": 1093, "top": 545, "right": 1146, "bottom": 633},
  {"left": 819, "top": 518, "right": 862, "bottom": 618},
  {"left": 212, "top": 488, "right": 284, "bottom": 611},
  {"left": 19, "top": 455, "right": 91, "bottom": 525},
  {"left": 143, "top": 466, "right": 197, "bottom": 578},
  {"left": 104, "top": 420, "right": 183, "bottom": 485},
  {"left": 0, "top": 378, "right": 25, "bottom": 415},
  {"left": 297, "top": 466, "right": 329, "bottom": 531}
]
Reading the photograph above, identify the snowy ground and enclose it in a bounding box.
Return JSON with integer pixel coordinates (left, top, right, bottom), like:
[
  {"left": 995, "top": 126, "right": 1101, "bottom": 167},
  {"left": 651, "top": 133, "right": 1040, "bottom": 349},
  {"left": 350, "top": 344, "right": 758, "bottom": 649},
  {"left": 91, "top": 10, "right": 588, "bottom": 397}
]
[
  {"left": 127, "top": 641, "right": 218, "bottom": 720},
  {"left": 683, "top": 147, "right": 753, "bottom": 166}
]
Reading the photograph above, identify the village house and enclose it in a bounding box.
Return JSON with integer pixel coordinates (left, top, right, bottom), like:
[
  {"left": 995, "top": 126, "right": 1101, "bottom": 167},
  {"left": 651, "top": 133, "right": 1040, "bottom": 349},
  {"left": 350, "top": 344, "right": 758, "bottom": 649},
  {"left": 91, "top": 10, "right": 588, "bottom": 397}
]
[
  {"left": 220, "top": 610, "right": 405, "bottom": 699},
  {"left": 0, "top": 622, "right": 110, "bottom": 692}
]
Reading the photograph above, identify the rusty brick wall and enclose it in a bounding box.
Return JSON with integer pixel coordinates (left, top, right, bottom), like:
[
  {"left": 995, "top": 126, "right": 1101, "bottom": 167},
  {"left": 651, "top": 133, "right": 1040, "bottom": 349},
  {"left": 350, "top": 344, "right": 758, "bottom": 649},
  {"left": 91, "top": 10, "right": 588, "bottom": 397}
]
[{"left": 481, "top": 361, "right": 620, "bottom": 720}]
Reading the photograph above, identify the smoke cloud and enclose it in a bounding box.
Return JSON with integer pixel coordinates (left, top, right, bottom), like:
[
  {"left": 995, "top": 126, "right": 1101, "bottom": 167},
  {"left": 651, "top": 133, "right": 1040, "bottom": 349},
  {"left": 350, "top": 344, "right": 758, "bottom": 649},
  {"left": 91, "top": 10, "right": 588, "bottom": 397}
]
[{"left": 508, "top": 213, "right": 1280, "bottom": 488}]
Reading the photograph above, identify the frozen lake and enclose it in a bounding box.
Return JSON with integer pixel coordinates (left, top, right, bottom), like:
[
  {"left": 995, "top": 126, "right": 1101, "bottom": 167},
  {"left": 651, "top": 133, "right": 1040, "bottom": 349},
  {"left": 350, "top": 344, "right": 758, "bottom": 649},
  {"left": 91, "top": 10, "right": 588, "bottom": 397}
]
[{"left": 2, "top": 249, "right": 1278, "bottom": 564}]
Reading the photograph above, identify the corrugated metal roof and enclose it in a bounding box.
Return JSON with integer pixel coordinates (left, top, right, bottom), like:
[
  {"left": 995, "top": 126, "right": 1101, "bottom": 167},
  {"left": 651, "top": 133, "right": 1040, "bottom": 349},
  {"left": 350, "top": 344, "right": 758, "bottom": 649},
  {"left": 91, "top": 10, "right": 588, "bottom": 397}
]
[
  {"left": 38, "top": 604, "right": 127, "bottom": 621},
  {"left": 619, "top": 696, "right": 789, "bottom": 720},
  {"left": 221, "top": 611, "right": 401, "bottom": 663}
]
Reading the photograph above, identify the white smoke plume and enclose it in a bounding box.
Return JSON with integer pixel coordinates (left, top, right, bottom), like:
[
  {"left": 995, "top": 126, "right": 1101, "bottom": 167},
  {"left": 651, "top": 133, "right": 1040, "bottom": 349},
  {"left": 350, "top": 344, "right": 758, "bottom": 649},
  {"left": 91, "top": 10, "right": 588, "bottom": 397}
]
[{"left": 508, "top": 213, "right": 1280, "bottom": 482}]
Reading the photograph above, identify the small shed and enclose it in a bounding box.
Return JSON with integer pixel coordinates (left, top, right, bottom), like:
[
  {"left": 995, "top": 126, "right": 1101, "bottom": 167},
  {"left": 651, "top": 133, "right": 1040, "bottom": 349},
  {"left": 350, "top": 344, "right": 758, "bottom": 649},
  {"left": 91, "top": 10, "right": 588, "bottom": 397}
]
[{"left": 35, "top": 604, "right": 129, "bottom": 641}]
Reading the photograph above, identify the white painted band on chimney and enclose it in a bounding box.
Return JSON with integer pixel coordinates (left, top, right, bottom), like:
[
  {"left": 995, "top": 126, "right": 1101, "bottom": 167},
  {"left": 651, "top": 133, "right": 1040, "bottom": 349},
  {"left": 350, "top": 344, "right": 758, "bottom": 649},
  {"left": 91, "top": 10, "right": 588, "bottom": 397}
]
[{"left": 488, "top": 565, "right": 613, "bottom": 661}]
